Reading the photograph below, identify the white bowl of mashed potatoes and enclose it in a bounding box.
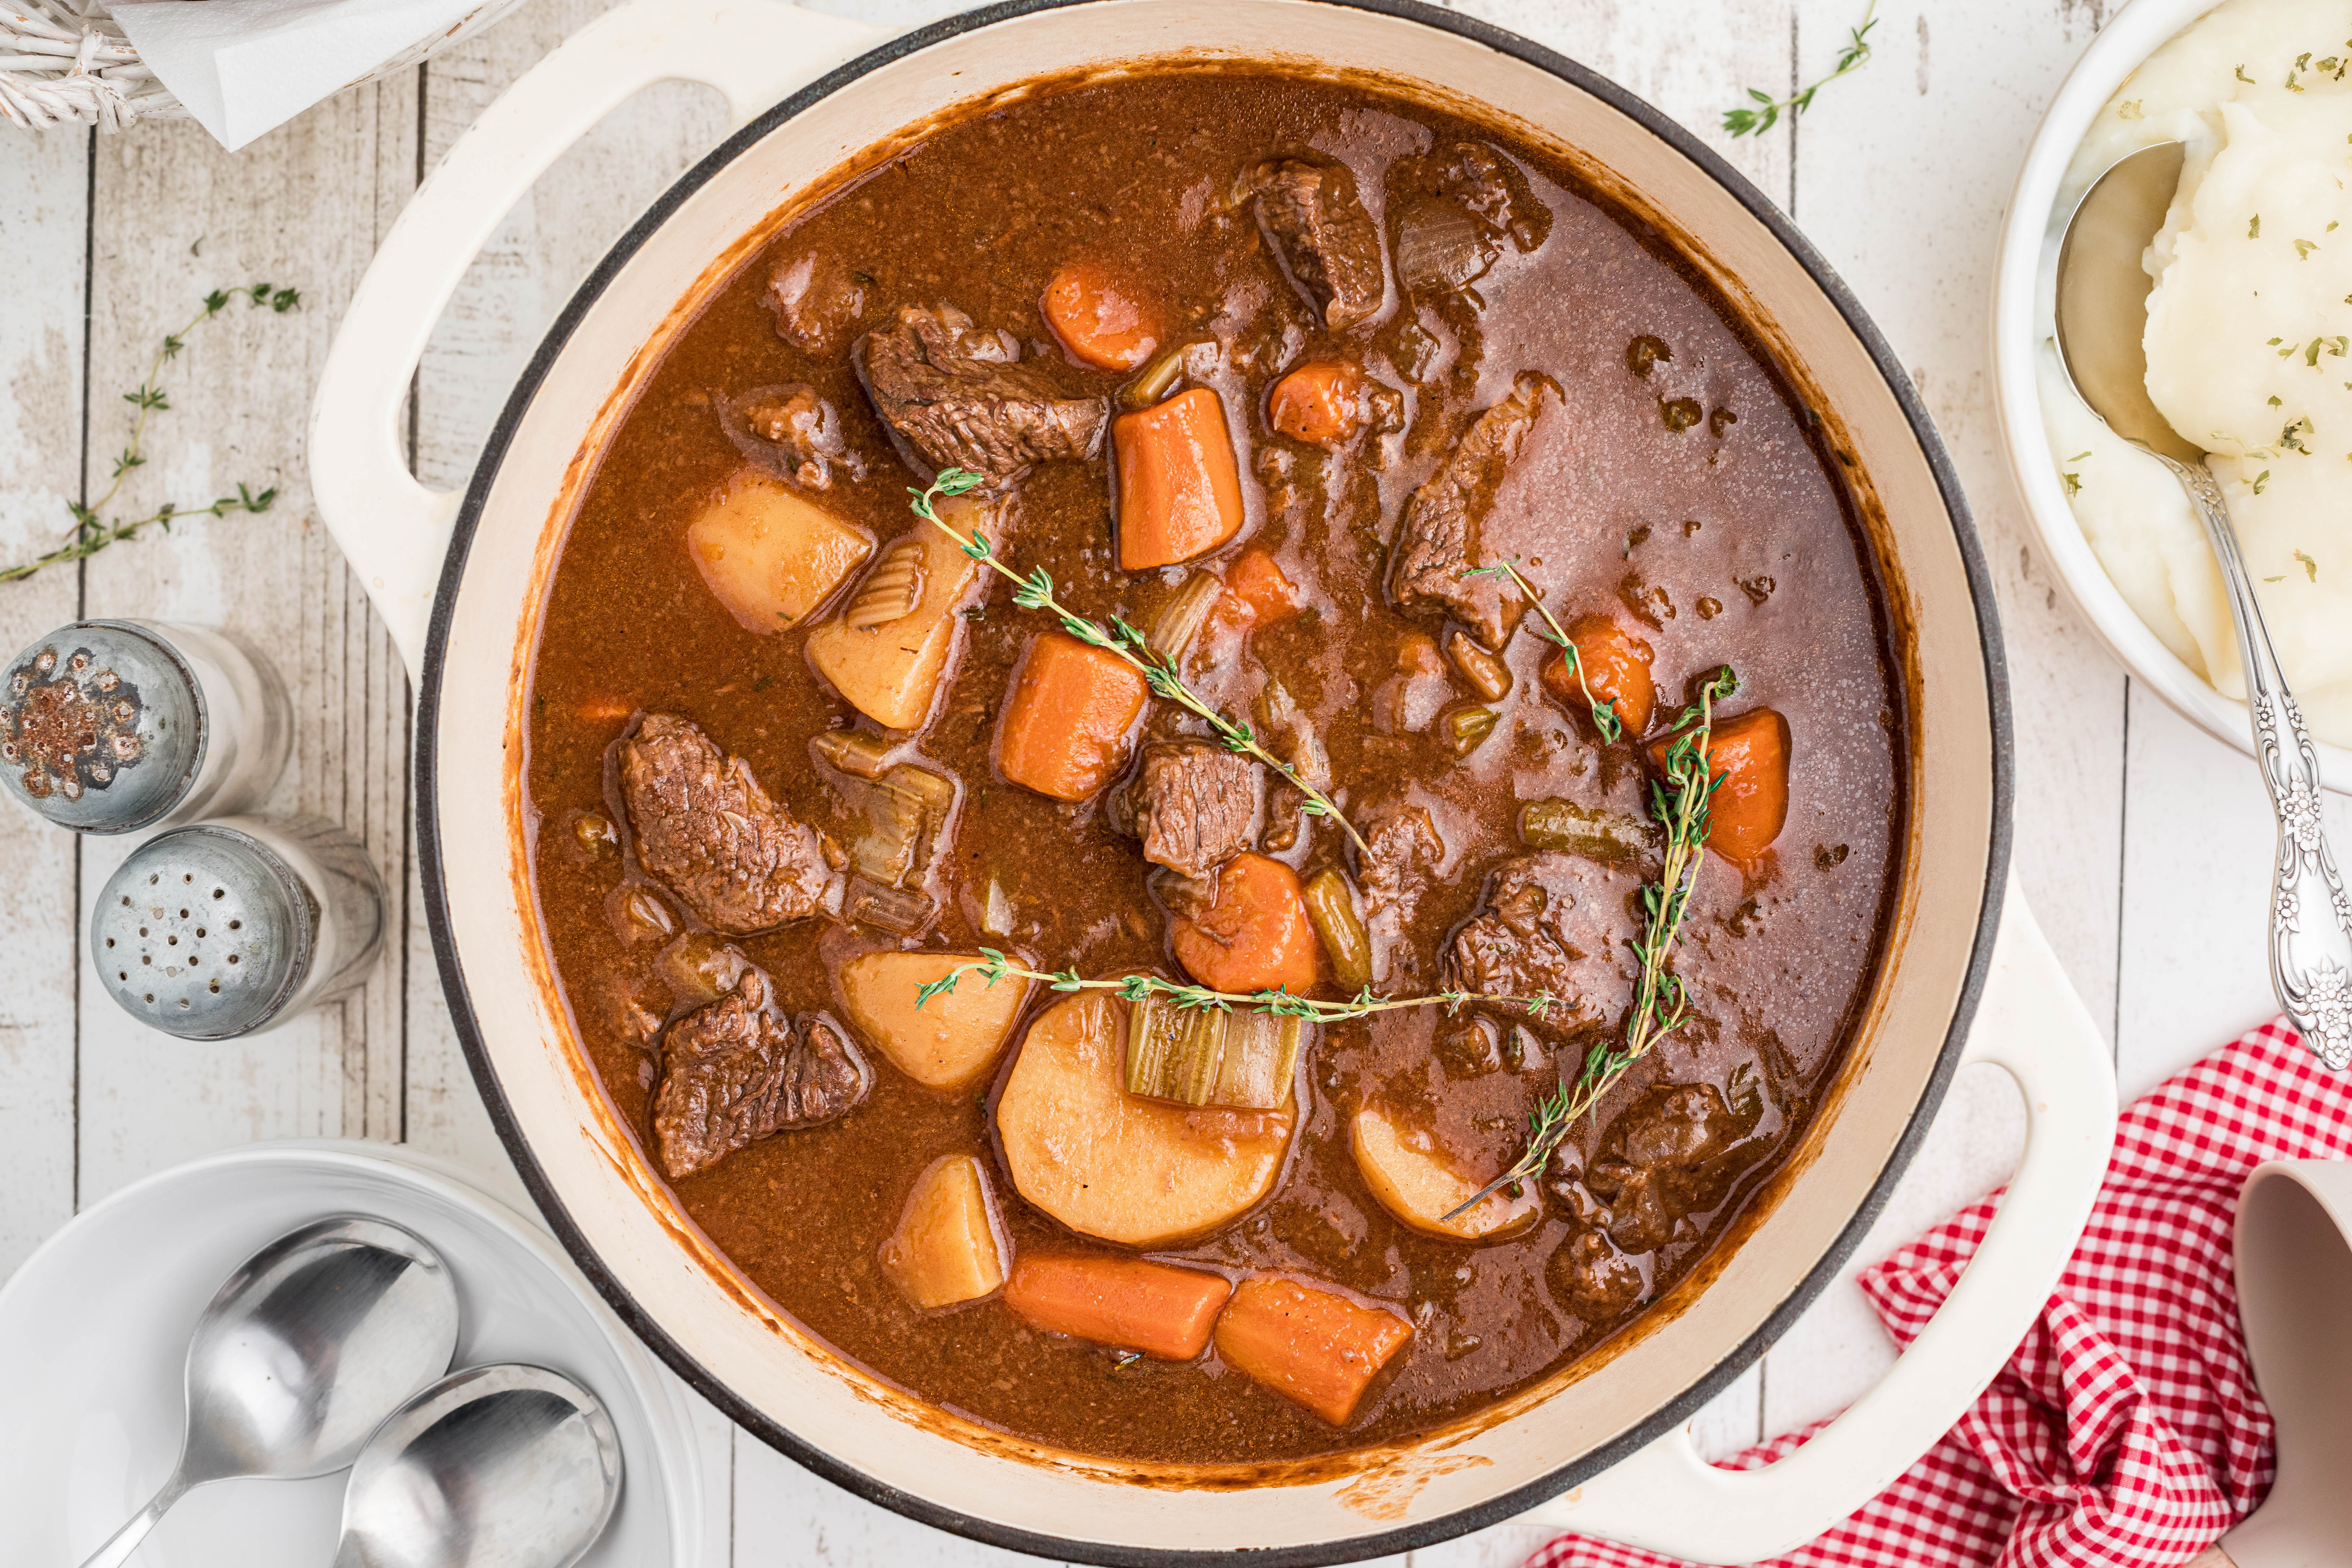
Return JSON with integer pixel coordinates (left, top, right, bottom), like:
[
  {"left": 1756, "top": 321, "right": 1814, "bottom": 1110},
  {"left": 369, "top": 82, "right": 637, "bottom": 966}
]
[{"left": 1995, "top": 0, "right": 2352, "bottom": 789}]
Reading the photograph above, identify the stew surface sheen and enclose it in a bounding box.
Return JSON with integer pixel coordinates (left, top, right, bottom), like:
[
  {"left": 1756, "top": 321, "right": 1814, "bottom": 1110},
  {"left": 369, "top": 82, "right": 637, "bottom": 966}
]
[{"left": 524, "top": 67, "right": 1905, "bottom": 1465}]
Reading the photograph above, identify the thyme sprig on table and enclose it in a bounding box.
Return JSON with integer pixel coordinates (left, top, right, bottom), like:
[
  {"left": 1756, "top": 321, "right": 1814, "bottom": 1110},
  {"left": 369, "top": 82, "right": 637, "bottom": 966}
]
[
  {"left": 1723, "top": 0, "right": 1878, "bottom": 138},
  {"left": 1440, "top": 665, "right": 1741, "bottom": 1222},
  {"left": 0, "top": 282, "right": 300, "bottom": 586},
  {"left": 1460, "top": 557, "right": 1619, "bottom": 741},
  {"left": 913, "top": 946, "right": 1558, "bottom": 1026},
  {"left": 909, "top": 468, "right": 1371, "bottom": 854}
]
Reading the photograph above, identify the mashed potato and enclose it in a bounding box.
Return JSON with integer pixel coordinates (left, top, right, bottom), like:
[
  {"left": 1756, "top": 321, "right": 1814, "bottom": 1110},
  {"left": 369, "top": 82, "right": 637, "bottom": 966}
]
[{"left": 2047, "top": 0, "right": 2352, "bottom": 741}]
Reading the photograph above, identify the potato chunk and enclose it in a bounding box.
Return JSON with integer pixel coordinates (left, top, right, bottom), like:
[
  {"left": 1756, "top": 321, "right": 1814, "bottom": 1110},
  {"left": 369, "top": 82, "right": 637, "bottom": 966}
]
[
  {"left": 879, "top": 1155, "right": 1008, "bottom": 1309},
  {"left": 996, "top": 992, "right": 1295, "bottom": 1247},
  {"left": 805, "top": 495, "right": 989, "bottom": 730},
  {"left": 687, "top": 468, "right": 874, "bottom": 634},
  {"left": 838, "top": 950, "right": 1029, "bottom": 1091},
  {"left": 1351, "top": 1103, "right": 1541, "bottom": 1241}
]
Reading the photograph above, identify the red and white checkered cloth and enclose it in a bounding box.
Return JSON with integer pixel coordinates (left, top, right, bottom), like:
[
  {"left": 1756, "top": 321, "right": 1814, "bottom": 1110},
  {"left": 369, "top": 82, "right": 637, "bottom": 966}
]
[{"left": 1530, "top": 1017, "right": 2352, "bottom": 1568}]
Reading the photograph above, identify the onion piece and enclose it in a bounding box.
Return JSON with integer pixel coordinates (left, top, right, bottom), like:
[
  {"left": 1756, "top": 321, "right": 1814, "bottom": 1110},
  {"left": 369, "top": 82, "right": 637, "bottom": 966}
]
[
  {"left": 1394, "top": 200, "right": 1498, "bottom": 298},
  {"left": 1146, "top": 569, "right": 1225, "bottom": 663}
]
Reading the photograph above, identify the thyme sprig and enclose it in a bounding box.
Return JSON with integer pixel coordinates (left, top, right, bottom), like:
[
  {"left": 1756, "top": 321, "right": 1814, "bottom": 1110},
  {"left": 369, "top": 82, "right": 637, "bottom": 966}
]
[
  {"left": 1724, "top": 1, "right": 1878, "bottom": 138},
  {"left": 909, "top": 468, "right": 1370, "bottom": 854},
  {"left": 1, "top": 283, "right": 299, "bottom": 586},
  {"left": 1440, "top": 665, "right": 1740, "bottom": 1221},
  {"left": 913, "top": 946, "right": 1558, "bottom": 1024},
  {"left": 1461, "top": 557, "right": 1619, "bottom": 741}
]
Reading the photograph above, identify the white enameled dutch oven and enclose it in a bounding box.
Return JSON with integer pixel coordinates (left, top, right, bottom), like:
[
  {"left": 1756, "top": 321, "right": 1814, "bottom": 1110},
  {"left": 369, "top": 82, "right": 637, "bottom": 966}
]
[{"left": 308, "top": 2, "right": 2119, "bottom": 1561}]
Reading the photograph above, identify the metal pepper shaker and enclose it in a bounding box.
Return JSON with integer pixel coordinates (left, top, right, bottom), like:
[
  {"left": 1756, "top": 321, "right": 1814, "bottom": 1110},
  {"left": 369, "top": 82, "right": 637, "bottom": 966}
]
[
  {"left": 0, "top": 619, "right": 292, "bottom": 834},
  {"left": 89, "top": 814, "right": 386, "bottom": 1039}
]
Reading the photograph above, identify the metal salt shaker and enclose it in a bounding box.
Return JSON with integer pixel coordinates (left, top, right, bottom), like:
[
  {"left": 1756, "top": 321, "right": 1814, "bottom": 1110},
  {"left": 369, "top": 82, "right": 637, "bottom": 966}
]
[
  {"left": 0, "top": 619, "right": 291, "bottom": 834},
  {"left": 89, "top": 814, "right": 387, "bottom": 1039}
]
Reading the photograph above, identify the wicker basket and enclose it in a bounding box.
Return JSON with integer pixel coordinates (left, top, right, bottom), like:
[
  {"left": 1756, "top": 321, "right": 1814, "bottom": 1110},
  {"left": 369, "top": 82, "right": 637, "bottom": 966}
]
[
  {"left": 0, "top": 0, "right": 528, "bottom": 132},
  {"left": 0, "top": 2, "right": 170, "bottom": 129}
]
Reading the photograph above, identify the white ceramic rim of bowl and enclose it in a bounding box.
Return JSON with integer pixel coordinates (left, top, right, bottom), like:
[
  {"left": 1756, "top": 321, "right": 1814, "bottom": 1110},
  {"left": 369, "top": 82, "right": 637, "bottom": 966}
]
[
  {"left": 0, "top": 1138, "right": 702, "bottom": 1566},
  {"left": 1990, "top": 0, "right": 2352, "bottom": 793}
]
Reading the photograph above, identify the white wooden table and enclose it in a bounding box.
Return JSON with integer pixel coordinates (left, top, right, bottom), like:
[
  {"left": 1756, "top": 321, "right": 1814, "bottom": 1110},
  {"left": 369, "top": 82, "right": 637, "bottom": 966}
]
[{"left": 1, "top": 1, "right": 2337, "bottom": 1562}]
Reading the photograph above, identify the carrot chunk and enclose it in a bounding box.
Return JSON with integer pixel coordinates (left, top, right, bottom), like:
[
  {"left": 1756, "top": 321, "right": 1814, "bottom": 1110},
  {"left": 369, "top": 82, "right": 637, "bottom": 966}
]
[
  {"left": 1214, "top": 1275, "right": 1413, "bottom": 1424},
  {"left": 1114, "top": 389, "right": 1245, "bottom": 570},
  {"left": 995, "top": 631, "right": 1149, "bottom": 802},
  {"left": 1650, "top": 707, "right": 1791, "bottom": 863},
  {"left": 1540, "top": 614, "right": 1656, "bottom": 737},
  {"left": 1223, "top": 548, "right": 1302, "bottom": 626},
  {"left": 1267, "top": 361, "right": 1366, "bottom": 445},
  {"left": 1003, "top": 1253, "right": 1233, "bottom": 1360},
  {"left": 1171, "top": 852, "right": 1320, "bottom": 996},
  {"left": 1041, "top": 259, "right": 1163, "bottom": 371}
]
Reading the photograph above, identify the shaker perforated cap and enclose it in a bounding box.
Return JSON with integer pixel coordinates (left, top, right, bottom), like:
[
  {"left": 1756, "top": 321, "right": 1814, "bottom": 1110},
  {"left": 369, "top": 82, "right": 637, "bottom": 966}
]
[
  {"left": 0, "top": 621, "right": 203, "bottom": 833},
  {"left": 91, "top": 825, "right": 313, "bottom": 1039}
]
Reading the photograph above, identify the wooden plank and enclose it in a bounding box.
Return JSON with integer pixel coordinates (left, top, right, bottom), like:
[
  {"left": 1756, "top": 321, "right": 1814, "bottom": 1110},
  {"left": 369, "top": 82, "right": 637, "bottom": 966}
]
[
  {"left": 2113, "top": 687, "right": 2337, "bottom": 1100},
  {"left": 73, "top": 76, "right": 418, "bottom": 1204},
  {"left": 0, "top": 128, "right": 89, "bottom": 1278},
  {"left": 733, "top": 1433, "right": 1087, "bottom": 1568}
]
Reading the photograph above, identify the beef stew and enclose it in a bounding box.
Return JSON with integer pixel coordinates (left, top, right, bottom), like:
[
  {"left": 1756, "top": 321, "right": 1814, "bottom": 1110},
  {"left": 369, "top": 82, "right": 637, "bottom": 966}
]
[{"left": 523, "top": 65, "right": 1904, "bottom": 1465}]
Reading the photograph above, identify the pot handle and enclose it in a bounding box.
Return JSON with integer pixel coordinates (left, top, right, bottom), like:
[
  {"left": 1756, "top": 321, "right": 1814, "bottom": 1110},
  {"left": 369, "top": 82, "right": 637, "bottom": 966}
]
[
  {"left": 1522, "top": 875, "right": 2116, "bottom": 1564},
  {"left": 307, "top": 0, "right": 888, "bottom": 680}
]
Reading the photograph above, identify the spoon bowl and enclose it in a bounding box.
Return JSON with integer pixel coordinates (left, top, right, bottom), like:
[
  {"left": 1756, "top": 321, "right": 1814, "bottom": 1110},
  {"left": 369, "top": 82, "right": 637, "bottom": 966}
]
[
  {"left": 80, "top": 1215, "right": 460, "bottom": 1568},
  {"left": 334, "top": 1363, "right": 622, "bottom": 1568},
  {"left": 2055, "top": 141, "right": 2352, "bottom": 1072}
]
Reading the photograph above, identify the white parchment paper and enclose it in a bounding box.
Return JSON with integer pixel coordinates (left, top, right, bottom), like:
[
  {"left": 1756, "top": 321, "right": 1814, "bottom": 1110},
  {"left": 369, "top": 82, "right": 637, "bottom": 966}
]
[{"left": 109, "top": 0, "right": 514, "bottom": 150}]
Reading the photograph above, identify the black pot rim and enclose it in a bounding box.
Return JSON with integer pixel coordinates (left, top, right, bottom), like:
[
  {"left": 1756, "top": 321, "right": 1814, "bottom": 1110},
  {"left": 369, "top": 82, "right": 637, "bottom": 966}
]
[{"left": 414, "top": 2, "right": 2014, "bottom": 1561}]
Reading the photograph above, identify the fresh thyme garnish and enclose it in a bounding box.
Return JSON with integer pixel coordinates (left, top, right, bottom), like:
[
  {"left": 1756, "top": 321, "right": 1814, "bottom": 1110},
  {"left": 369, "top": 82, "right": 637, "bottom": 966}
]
[
  {"left": 1440, "top": 665, "right": 1740, "bottom": 1222},
  {"left": 1724, "top": 1, "right": 1877, "bottom": 138},
  {"left": 1460, "top": 557, "right": 1619, "bottom": 741},
  {"left": 909, "top": 468, "right": 1370, "bottom": 854},
  {"left": 1, "top": 283, "right": 298, "bottom": 586},
  {"left": 913, "top": 946, "right": 1556, "bottom": 1025}
]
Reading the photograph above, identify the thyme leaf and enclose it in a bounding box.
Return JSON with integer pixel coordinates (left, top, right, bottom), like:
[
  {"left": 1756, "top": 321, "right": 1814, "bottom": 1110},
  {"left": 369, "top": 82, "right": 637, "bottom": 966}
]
[
  {"left": 907, "top": 469, "right": 1371, "bottom": 854},
  {"left": 913, "top": 945, "right": 1555, "bottom": 1025},
  {"left": 1724, "top": 2, "right": 1877, "bottom": 138},
  {"left": 1, "top": 284, "right": 298, "bottom": 586}
]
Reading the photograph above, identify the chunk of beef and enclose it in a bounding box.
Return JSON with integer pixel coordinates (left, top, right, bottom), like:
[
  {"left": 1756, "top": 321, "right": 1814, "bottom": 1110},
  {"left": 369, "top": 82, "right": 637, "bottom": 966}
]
[
  {"left": 854, "top": 304, "right": 1108, "bottom": 487},
  {"left": 720, "top": 384, "right": 862, "bottom": 491},
  {"left": 1132, "top": 740, "right": 1260, "bottom": 880},
  {"left": 1388, "top": 372, "right": 1558, "bottom": 649},
  {"left": 621, "top": 714, "right": 830, "bottom": 934},
  {"left": 765, "top": 252, "right": 866, "bottom": 355},
  {"left": 1248, "top": 159, "right": 1386, "bottom": 331},
  {"left": 1354, "top": 808, "right": 1439, "bottom": 945},
  {"left": 1436, "top": 142, "right": 1552, "bottom": 254},
  {"left": 1445, "top": 851, "right": 1636, "bottom": 1028},
  {"left": 1582, "top": 1084, "right": 1765, "bottom": 1253},
  {"left": 652, "top": 968, "right": 869, "bottom": 1179},
  {"left": 1546, "top": 1228, "right": 1648, "bottom": 1320}
]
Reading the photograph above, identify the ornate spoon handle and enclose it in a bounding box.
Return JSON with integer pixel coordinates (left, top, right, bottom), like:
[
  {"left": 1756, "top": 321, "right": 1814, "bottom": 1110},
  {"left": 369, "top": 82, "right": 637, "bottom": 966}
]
[{"left": 2167, "top": 456, "right": 2352, "bottom": 1069}]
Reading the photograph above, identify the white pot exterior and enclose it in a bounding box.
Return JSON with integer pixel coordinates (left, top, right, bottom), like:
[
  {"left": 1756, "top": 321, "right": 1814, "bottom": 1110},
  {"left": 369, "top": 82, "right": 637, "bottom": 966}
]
[{"left": 316, "top": 1, "right": 2107, "bottom": 1560}]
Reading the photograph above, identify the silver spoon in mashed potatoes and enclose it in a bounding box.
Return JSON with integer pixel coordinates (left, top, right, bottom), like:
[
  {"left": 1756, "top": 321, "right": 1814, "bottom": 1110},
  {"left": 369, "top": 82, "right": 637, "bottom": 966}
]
[{"left": 2059, "top": 135, "right": 2352, "bottom": 1070}]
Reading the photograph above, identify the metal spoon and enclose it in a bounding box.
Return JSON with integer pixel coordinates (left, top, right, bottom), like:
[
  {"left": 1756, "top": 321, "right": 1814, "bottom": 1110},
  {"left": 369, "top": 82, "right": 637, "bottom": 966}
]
[
  {"left": 80, "top": 1215, "right": 460, "bottom": 1568},
  {"left": 2056, "top": 139, "right": 2352, "bottom": 1071},
  {"left": 331, "top": 1363, "right": 622, "bottom": 1568}
]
